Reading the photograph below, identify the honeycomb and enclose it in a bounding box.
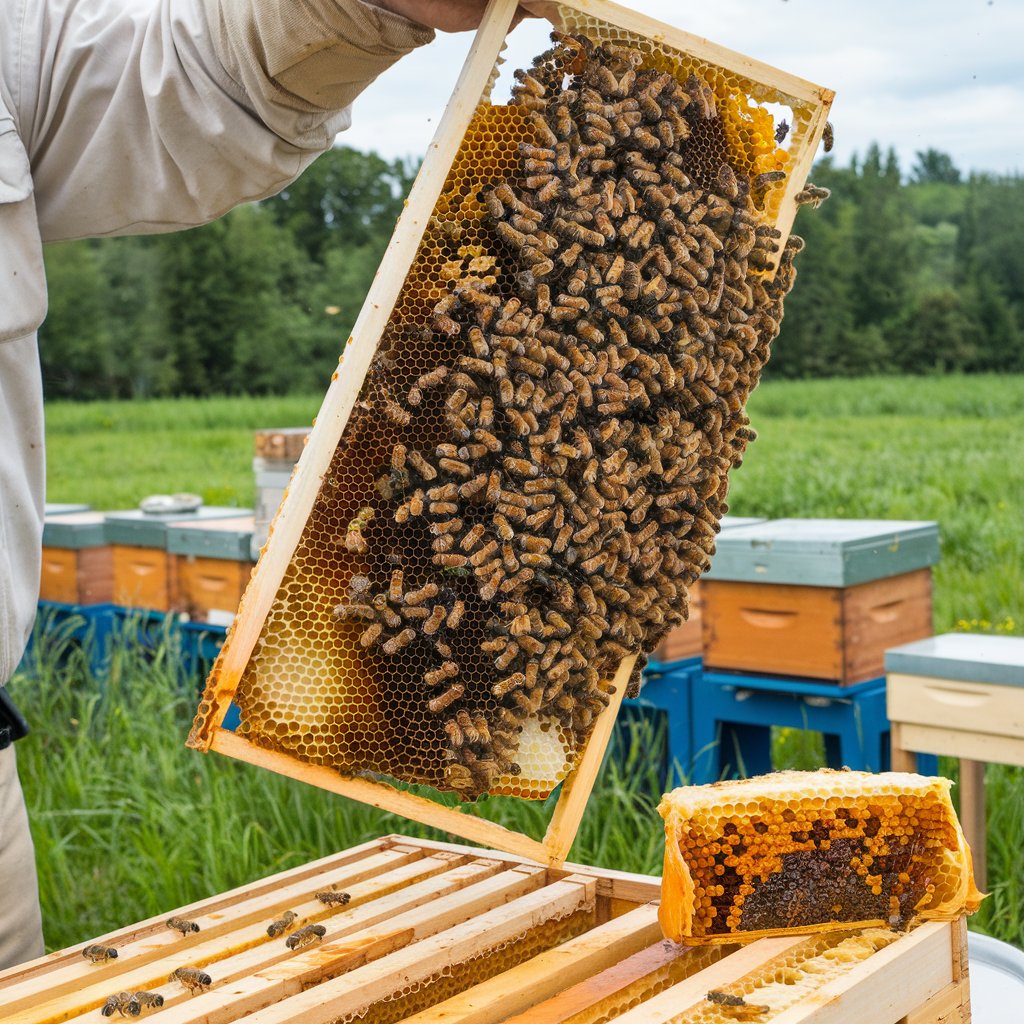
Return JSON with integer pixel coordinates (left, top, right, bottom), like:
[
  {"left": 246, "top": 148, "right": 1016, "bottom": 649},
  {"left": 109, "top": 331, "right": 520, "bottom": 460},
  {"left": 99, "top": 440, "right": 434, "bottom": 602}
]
[
  {"left": 668, "top": 928, "right": 900, "bottom": 1023},
  {"left": 333, "top": 905, "right": 593, "bottom": 1024},
  {"left": 191, "top": 7, "right": 826, "bottom": 802},
  {"left": 658, "top": 770, "right": 984, "bottom": 944},
  {"left": 559, "top": 943, "right": 723, "bottom": 1024}
]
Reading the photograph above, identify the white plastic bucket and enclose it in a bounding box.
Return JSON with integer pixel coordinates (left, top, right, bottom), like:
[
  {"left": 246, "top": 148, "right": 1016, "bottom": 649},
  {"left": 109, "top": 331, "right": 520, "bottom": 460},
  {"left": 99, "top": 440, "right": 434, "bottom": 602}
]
[{"left": 969, "top": 931, "right": 1024, "bottom": 1023}]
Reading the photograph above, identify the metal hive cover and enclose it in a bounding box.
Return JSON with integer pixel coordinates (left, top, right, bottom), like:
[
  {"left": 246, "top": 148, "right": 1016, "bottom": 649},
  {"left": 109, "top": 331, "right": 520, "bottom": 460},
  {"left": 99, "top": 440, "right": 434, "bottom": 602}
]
[{"left": 705, "top": 517, "right": 940, "bottom": 586}]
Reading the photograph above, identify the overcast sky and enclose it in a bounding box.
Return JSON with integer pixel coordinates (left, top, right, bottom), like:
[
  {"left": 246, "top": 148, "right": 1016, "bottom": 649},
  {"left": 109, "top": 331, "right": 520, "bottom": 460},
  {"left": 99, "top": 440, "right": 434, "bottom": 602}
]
[{"left": 340, "top": 0, "right": 1022, "bottom": 178}]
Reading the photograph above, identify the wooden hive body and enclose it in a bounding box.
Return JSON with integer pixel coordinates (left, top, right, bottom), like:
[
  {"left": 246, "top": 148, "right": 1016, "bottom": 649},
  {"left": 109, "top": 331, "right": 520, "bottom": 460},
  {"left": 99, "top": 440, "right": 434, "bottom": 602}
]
[
  {"left": 0, "top": 836, "right": 969, "bottom": 1024},
  {"left": 187, "top": 0, "right": 834, "bottom": 863},
  {"left": 39, "top": 511, "right": 114, "bottom": 606}
]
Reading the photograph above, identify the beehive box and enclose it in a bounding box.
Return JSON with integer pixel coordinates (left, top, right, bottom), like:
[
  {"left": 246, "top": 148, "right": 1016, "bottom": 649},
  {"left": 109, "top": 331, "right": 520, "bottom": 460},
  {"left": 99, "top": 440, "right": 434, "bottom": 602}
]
[
  {"left": 651, "top": 517, "right": 768, "bottom": 666},
  {"left": 887, "top": 633, "right": 1024, "bottom": 766},
  {"left": 188, "top": 0, "right": 834, "bottom": 862},
  {"left": 0, "top": 835, "right": 970, "bottom": 1024},
  {"left": 39, "top": 511, "right": 114, "bottom": 606},
  {"left": 105, "top": 507, "right": 246, "bottom": 612},
  {"left": 43, "top": 502, "right": 92, "bottom": 516},
  {"left": 888, "top": 632, "right": 1024, "bottom": 892},
  {"left": 701, "top": 519, "right": 938, "bottom": 684},
  {"left": 167, "top": 516, "right": 256, "bottom": 626},
  {"left": 253, "top": 431, "right": 311, "bottom": 558}
]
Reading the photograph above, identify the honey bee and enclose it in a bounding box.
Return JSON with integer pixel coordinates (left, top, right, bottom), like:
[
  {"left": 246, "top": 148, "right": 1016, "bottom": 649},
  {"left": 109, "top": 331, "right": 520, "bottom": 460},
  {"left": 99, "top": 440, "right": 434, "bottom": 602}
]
[
  {"left": 428, "top": 683, "right": 465, "bottom": 713},
  {"left": 266, "top": 910, "right": 297, "bottom": 938},
  {"left": 381, "top": 628, "right": 417, "bottom": 655},
  {"left": 286, "top": 924, "right": 327, "bottom": 950},
  {"left": 166, "top": 916, "right": 200, "bottom": 936},
  {"left": 822, "top": 120, "right": 834, "bottom": 153},
  {"left": 133, "top": 992, "right": 164, "bottom": 1010},
  {"left": 169, "top": 967, "right": 212, "bottom": 993},
  {"left": 345, "top": 506, "right": 375, "bottom": 554},
  {"left": 794, "top": 183, "right": 831, "bottom": 208},
  {"left": 101, "top": 993, "right": 139, "bottom": 1018},
  {"left": 775, "top": 118, "right": 790, "bottom": 143},
  {"left": 82, "top": 944, "right": 119, "bottom": 963},
  {"left": 752, "top": 170, "right": 786, "bottom": 190}
]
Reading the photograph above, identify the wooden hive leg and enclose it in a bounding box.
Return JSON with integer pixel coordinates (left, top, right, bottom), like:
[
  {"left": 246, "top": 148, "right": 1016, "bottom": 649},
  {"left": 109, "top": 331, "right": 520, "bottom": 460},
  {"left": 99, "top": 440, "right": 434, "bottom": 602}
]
[{"left": 958, "top": 759, "right": 987, "bottom": 893}]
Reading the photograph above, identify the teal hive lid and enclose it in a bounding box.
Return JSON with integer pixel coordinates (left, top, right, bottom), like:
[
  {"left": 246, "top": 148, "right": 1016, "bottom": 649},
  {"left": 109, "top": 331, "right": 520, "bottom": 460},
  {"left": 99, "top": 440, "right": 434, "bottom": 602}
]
[
  {"left": 886, "top": 633, "right": 1024, "bottom": 688},
  {"left": 166, "top": 515, "right": 256, "bottom": 561},
  {"left": 104, "top": 506, "right": 248, "bottom": 548},
  {"left": 719, "top": 516, "right": 767, "bottom": 531},
  {"left": 44, "top": 503, "right": 92, "bottom": 516},
  {"left": 705, "top": 518, "right": 940, "bottom": 587},
  {"left": 42, "top": 511, "right": 108, "bottom": 549}
]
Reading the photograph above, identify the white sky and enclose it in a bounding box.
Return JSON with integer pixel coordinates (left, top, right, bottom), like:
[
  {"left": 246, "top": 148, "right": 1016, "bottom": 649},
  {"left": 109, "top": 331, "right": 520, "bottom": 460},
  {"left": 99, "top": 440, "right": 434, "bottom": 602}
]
[{"left": 340, "top": 0, "right": 1022, "bottom": 178}]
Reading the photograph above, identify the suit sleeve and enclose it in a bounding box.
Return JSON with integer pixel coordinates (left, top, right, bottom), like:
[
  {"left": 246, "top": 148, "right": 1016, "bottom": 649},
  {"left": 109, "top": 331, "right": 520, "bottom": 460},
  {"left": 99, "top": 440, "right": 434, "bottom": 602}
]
[{"left": 14, "top": 0, "right": 433, "bottom": 241}]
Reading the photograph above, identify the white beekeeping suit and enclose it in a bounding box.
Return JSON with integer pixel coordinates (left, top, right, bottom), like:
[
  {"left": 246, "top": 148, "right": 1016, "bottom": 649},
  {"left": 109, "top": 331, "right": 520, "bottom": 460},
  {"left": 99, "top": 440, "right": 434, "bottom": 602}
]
[{"left": 0, "top": 0, "right": 436, "bottom": 968}]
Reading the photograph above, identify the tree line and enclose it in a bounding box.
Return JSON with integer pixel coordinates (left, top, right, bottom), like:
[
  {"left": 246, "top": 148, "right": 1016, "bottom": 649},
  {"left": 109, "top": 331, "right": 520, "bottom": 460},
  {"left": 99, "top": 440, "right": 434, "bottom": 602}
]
[{"left": 38, "top": 144, "right": 1024, "bottom": 400}]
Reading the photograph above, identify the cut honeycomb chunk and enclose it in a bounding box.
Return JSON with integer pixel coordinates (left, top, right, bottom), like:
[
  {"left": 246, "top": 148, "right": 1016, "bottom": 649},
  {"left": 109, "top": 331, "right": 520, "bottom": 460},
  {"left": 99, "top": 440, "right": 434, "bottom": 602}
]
[{"left": 658, "top": 769, "right": 983, "bottom": 944}]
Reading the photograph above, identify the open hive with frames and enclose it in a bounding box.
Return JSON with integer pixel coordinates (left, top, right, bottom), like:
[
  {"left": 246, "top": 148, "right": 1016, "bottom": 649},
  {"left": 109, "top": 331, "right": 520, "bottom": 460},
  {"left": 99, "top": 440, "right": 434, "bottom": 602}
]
[
  {"left": 0, "top": 836, "right": 971, "bottom": 1024},
  {"left": 188, "top": 0, "right": 834, "bottom": 861}
]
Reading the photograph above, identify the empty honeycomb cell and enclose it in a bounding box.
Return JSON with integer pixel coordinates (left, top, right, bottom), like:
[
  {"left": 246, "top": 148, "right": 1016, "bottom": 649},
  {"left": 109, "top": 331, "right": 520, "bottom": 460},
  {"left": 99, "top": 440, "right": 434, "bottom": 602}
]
[
  {"left": 192, "top": 6, "right": 823, "bottom": 804},
  {"left": 662, "top": 929, "right": 898, "bottom": 1023},
  {"left": 658, "top": 770, "right": 984, "bottom": 945}
]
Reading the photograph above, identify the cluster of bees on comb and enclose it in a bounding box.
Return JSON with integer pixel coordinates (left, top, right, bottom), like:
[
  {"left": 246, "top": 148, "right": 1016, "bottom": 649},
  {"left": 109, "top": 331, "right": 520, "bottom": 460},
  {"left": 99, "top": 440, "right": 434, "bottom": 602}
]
[{"left": 336, "top": 34, "right": 811, "bottom": 800}]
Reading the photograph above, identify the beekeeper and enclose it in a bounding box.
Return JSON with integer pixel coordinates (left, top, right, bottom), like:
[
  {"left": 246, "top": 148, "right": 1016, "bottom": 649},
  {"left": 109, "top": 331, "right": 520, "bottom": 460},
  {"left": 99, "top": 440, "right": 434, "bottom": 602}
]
[{"left": 0, "top": 0, "right": 533, "bottom": 970}]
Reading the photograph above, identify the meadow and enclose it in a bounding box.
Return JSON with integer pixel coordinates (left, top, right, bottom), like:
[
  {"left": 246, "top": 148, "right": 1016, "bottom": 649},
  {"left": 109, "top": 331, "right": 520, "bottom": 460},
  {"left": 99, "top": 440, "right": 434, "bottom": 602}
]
[{"left": 12, "top": 373, "right": 1023, "bottom": 952}]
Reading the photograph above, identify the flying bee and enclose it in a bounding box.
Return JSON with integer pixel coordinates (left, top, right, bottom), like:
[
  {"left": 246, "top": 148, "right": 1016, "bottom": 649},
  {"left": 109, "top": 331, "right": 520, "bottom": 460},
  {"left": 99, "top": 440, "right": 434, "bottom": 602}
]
[
  {"left": 266, "top": 910, "right": 297, "bottom": 938},
  {"left": 82, "top": 944, "right": 119, "bottom": 963},
  {"left": 100, "top": 993, "right": 139, "bottom": 1018},
  {"left": 169, "top": 967, "right": 212, "bottom": 993},
  {"left": 822, "top": 120, "right": 834, "bottom": 152},
  {"left": 794, "top": 183, "right": 831, "bottom": 208},
  {"left": 285, "top": 924, "right": 327, "bottom": 951}
]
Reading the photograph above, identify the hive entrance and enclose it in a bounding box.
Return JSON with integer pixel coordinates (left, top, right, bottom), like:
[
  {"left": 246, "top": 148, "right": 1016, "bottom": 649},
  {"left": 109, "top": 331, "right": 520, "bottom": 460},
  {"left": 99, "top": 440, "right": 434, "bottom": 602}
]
[{"left": 188, "top": 0, "right": 833, "bottom": 862}]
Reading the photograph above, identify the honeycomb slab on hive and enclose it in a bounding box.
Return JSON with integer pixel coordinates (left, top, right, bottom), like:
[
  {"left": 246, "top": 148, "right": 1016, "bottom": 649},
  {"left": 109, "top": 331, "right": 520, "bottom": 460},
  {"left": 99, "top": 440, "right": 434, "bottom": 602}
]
[
  {"left": 187, "top": 0, "right": 833, "bottom": 856},
  {"left": 658, "top": 769, "right": 983, "bottom": 944}
]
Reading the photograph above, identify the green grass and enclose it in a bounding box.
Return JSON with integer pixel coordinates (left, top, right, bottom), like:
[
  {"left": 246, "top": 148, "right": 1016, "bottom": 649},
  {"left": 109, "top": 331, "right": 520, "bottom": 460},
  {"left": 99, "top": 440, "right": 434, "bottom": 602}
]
[
  {"left": 11, "top": 625, "right": 665, "bottom": 951},
  {"left": 23, "top": 373, "right": 1024, "bottom": 952}
]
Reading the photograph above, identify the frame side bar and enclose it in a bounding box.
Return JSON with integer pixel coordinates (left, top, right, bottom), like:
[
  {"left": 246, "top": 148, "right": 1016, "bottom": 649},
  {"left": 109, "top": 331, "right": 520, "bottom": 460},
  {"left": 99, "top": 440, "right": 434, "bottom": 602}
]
[{"left": 189, "top": 0, "right": 524, "bottom": 748}]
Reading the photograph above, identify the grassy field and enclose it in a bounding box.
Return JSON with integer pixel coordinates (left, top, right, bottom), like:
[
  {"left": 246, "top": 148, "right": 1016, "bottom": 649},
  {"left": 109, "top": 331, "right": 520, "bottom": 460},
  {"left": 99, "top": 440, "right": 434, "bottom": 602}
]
[{"left": 16, "top": 373, "right": 1023, "bottom": 952}]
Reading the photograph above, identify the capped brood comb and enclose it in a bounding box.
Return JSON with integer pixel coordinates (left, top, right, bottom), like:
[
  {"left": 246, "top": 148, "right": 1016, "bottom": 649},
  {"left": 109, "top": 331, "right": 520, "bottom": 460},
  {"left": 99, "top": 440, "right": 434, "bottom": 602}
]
[{"left": 659, "top": 769, "right": 983, "bottom": 944}]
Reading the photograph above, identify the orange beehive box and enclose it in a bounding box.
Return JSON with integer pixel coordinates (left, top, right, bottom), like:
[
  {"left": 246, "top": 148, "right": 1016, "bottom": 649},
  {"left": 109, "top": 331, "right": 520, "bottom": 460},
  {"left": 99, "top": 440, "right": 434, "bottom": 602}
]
[
  {"left": 39, "top": 512, "right": 114, "bottom": 606},
  {"left": 105, "top": 507, "right": 247, "bottom": 612},
  {"left": 701, "top": 519, "right": 938, "bottom": 684},
  {"left": 167, "top": 516, "right": 256, "bottom": 625},
  {"left": 702, "top": 569, "right": 934, "bottom": 684}
]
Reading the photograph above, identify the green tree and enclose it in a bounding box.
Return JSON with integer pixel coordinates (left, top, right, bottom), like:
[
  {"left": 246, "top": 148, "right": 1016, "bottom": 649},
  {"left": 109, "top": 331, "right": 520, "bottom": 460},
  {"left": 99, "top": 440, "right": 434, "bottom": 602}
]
[
  {"left": 38, "top": 241, "right": 115, "bottom": 400},
  {"left": 261, "top": 147, "right": 415, "bottom": 263},
  {"left": 911, "top": 149, "right": 962, "bottom": 185}
]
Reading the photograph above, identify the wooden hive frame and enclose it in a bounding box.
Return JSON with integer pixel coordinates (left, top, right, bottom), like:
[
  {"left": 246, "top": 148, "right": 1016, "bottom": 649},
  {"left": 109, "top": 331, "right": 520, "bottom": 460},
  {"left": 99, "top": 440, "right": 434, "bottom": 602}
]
[
  {"left": 0, "top": 836, "right": 969, "bottom": 1023},
  {"left": 187, "top": 0, "right": 834, "bottom": 865}
]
